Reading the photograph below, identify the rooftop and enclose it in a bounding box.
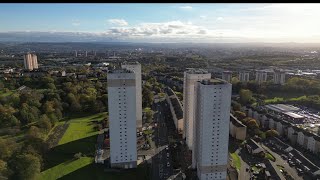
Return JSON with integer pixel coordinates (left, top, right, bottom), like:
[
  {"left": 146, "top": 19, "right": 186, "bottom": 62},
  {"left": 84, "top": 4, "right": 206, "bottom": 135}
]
[
  {"left": 283, "top": 111, "right": 305, "bottom": 119},
  {"left": 185, "top": 68, "right": 208, "bottom": 74},
  {"left": 200, "top": 78, "right": 228, "bottom": 85},
  {"left": 108, "top": 69, "right": 134, "bottom": 74},
  {"left": 122, "top": 61, "right": 140, "bottom": 65},
  {"left": 265, "top": 104, "right": 301, "bottom": 113}
]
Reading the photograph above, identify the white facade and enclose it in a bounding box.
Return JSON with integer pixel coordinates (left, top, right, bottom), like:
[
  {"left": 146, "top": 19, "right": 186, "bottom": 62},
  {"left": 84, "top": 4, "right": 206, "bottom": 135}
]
[
  {"left": 239, "top": 72, "right": 250, "bottom": 82},
  {"left": 108, "top": 69, "right": 137, "bottom": 169},
  {"left": 193, "top": 79, "right": 232, "bottom": 180},
  {"left": 297, "top": 131, "right": 305, "bottom": 146},
  {"left": 273, "top": 70, "right": 286, "bottom": 85},
  {"left": 255, "top": 71, "right": 268, "bottom": 84},
  {"left": 221, "top": 71, "right": 232, "bottom": 83},
  {"left": 23, "top": 53, "right": 38, "bottom": 70},
  {"left": 183, "top": 69, "right": 211, "bottom": 149},
  {"left": 276, "top": 122, "right": 283, "bottom": 135},
  {"left": 121, "top": 62, "right": 142, "bottom": 128},
  {"left": 307, "top": 136, "right": 316, "bottom": 153}
]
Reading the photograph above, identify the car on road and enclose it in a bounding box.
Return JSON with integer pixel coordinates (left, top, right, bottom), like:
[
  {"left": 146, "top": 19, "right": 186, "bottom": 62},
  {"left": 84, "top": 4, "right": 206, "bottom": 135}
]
[
  {"left": 167, "top": 153, "right": 170, "bottom": 158},
  {"left": 167, "top": 162, "right": 170, "bottom": 167},
  {"left": 165, "top": 145, "right": 169, "bottom": 150}
]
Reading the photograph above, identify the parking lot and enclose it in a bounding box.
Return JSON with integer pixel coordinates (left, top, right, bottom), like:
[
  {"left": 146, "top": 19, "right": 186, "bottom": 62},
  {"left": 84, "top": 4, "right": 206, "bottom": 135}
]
[{"left": 263, "top": 138, "right": 318, "bottom": 180}]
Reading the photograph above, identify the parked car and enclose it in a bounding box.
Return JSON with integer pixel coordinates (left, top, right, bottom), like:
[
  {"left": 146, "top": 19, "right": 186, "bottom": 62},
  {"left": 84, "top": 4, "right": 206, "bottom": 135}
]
[{"left": 167, "top": 162, "right": 170, "bottom": 167}]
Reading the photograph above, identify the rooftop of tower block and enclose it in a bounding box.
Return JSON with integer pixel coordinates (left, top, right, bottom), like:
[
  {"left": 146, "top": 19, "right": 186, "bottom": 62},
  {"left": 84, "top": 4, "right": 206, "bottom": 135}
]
[
  {"left": 186, "top": 68, "right": 208, "bottom": 74},
  {"left": 200, "top": 78, "right": 228, "bottom": 85},
  {"left": 122, "top": 61, "right": 140, "bottom": 65},
  {"left": 108, "top": 68, "right": 134, "bottom": 74}
]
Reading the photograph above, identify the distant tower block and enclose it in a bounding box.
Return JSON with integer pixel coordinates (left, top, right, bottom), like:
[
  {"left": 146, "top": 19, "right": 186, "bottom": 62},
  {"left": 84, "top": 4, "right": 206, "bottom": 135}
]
[
  {"left": 75, "top": 50, "right": 78, "bottom": 57},
  {"left": 183, "top": 68, "right": 211, "bottom": 149},
  {"left": 273, "top": 69, "right": 286, "bottom": 85},
  {"left": 239, "top": 71, "right": 250, "bottom": 82},
  {"left": 23, "top": 53, "right": 38, "bottom": 70},
  {"left": 85, "top": 51, "right": 88, "bottom": 57},
  {"left": 221, "top": 71, "right": 232, "bottom": 83},
  {"left": 255, "top": 70, "right": 268, "bottom": 84},
  {"left": 121, "top": 62, "right": 142, "bottom": 128}
]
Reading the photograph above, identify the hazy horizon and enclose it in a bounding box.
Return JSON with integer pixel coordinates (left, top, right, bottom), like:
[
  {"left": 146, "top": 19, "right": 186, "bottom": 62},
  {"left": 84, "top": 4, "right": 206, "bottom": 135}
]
[{"left": 1, "top": 3, "right": 320, "bottom": 43}]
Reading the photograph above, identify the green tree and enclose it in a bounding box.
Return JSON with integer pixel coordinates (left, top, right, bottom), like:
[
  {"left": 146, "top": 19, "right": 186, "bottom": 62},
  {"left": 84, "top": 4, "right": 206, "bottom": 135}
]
[
  {"left": 0, "top": 138, "right": 18, "bottom": 160},
  {"left": 246, "top": 119, "right": 259, "bottom": 129},
  {"left": 9, "top": 153, "right": 41, "bottom": 180},
  {"left": 38, "top": 115, "right": 52, "bottom": 133},
  {"left": 266, "top": 129, "right": 279, "bottom": 138},
  {"left": 239, "top": 89, "right": 253, "bottom": 105},
  {"left": 234, "top": 111, "right": 246, "bottom": 121},
  {"left": 26, "top": 126, "right": 44, "bottom": 140}
]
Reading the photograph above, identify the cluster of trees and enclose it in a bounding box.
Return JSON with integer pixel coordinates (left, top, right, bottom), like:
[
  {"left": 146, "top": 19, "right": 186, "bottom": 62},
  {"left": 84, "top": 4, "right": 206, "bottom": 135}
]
[
  {"left": 233, "top": 110, "right": 279, "bottom": 139},
  {"left": 0, "top": 125, "right": 49, "bottom": 179},
  {"left": 239, "top": 89, "right": 256, "bottom": 105},
  {"left": 233, "top": 77, "right": 320, "bottom": 96},
  {"left": 0, "top": 72, "right": 109, "bottom": 179},
  {"left": 0, "top": 74, "right": 108, "bottom": 128},
  {"left": 142, "top": 76, "right": 164, "bottom": 108}
]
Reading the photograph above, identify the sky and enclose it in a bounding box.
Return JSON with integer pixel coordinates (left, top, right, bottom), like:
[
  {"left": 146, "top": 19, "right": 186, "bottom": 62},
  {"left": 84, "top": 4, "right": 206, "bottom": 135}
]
[{"left": 1, "top": 3, "right": 320, "bottom": 43}]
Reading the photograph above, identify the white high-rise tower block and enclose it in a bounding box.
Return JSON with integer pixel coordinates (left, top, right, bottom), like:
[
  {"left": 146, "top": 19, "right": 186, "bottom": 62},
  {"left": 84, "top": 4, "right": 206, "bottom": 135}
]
[
  {"left": 193, "top": 79, "right": 232, "bottom": 180},
  {"left": 107, "top": 69, "right": 137, "bottom": 169},
  {"left": 183, "top": 69, "right": 211, "bottom": 149},
  {"left": 121, "top": 62, "right": 142, "bottom": 128}
]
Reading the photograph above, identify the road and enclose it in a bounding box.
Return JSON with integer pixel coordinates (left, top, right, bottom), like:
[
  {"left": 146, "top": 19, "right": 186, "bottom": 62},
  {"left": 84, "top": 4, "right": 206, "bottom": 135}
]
[
  {"left": 151, "top": 99, "right": 174, "bottom": 180},
  {"left": 262, "top": 144, "right": 302, "bottom": 180}
]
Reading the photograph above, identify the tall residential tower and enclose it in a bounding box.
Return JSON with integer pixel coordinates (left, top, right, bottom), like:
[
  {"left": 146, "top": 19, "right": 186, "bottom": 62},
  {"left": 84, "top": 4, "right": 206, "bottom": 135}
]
[
  {"left": 107, "top": 69, "right": 137, "bottom": 169},
  {"left": 193, "top": 79, "right": 232, "bottom": 180},
  {"left": 273, "top": 69, "right": 286, "bottom": 85},
  {"left": 121, "top": 62, "right": 142, "bottom": 128},
  {"left": 23, "top": 53, "right": 38, "bottom": 71},
  {"left": 239, "top": 71, "right": 250, "bottom": 82},
  {"left": 183, "top": 69, "right": 211, "bottom": 149}
]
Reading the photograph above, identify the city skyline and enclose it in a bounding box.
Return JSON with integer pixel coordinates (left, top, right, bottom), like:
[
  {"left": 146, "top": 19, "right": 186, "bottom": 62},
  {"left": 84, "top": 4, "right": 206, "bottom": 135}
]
[{"left": 1, "top": 3, "right": 320, "bottom": 43}]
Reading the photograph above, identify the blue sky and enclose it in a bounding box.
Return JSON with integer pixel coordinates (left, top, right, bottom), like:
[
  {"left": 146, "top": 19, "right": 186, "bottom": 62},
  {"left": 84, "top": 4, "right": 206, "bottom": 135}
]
[{"left": 1, "top": 3, "right": 320, "bottom": 42}]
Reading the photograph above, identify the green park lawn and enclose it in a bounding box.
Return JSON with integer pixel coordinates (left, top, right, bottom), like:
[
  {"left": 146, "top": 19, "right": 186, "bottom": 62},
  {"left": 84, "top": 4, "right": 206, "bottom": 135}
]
[
  {"left": 230, "top": 153, "right": 241, "bottom": 171},
  {"left": 40, "top": 112, "right": 150, "bottom": 180},
  {"left": 40, "top": 157, "right": 93, "bottom": 180},
  {"left": 58, "top": 113, "right": 106, "bottom": 145},
  {"left": 40, "top": 113, "right": 106, "bottom": 179}
]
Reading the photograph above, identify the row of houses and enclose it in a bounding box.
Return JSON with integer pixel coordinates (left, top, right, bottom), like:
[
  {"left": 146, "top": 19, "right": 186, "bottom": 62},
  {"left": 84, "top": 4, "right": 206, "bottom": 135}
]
[
  {"left": 229, "top": 114, "right": 247, "bottom": 141},
  {"left": 154, "top": 74, "right": 183, "bottom": 92},
  {"left": 165, "top": 87, "right": 183, "bottom": 135},
  {"left": 242, "top": 106, "right": 320, "bottom": 155}
]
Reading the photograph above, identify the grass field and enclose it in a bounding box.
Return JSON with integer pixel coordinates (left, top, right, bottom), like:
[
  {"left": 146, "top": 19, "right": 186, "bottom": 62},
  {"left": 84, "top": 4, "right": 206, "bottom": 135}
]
[
  {"left": 58, "top": 113, "right": 106, "bottom": 145},
  {"left": 0, "top": 90, "right": 14, "bottom": 97},
  {"left": 40, "top": 112, "right": 150, "bottom": 180},
  {"left": 230, "top": 153, "right": 241, "bottom": 171},
  {"left": 40, "top": 157, "right": 93, "bottom": 180},
  {"left": 264, "top": 95, "right": 307, "bottom": 104},
  {"left": 40, "top": 113, "right": 106, "bottom": 178}
]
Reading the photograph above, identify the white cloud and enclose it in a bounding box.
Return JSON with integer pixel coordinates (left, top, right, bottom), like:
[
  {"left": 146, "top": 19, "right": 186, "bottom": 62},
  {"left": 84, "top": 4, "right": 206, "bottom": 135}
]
[
  {"left": 200, "top": 15, "right": 207, "bottom": 19},
  {"left": 216, "top": 17, "right": 223, "bottom": 21},
  {"left": 179, "top": 6, "right": 193, "bottom": 10},
  {"left": 107, "top": 19, "right": 128, "bottom": 26},
  {"left": 105, "top": 20, "right": 209, "bottom": 39}
]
